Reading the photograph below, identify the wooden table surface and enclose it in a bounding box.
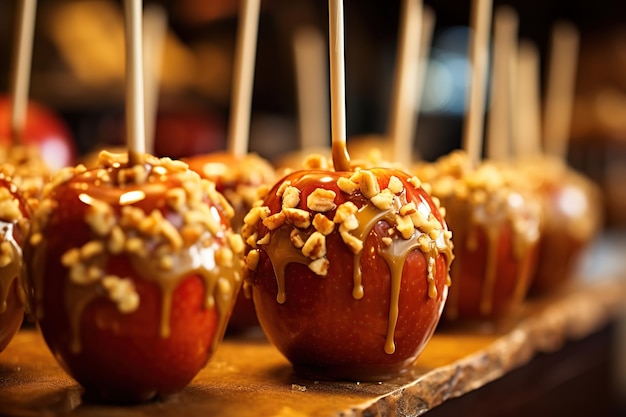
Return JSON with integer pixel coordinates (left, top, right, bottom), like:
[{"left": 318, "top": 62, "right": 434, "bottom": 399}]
[{"left": 1, "top": 278, "right": 624, "bottom": 417}]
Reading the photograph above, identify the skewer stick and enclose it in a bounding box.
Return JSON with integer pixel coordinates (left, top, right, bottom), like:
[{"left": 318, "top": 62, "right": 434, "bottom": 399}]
[
  {"left": 462, "top": 0, "right": 493, "bottom": 166},
  {"left": 328, "top": 0, "right": 350, "bottom": 171},
  {"left": 486, "top": 5, "right": 518, "bottom": 161},
  {"left": 227, "top": 0, "right": 261, "bottom": 158},
  {"left": 142, "top": 4, "right": 167, "bottom": 155},
  {"left": 124, "top": 0, "right": 145, "bottom": 165},
  {"left": 9, "top": 0, "right": 37, "bottom": 145},
  {"left": 294, "top": 26, "right": 330, "bottom": 151},
  {"left": 414, "top": 6, "right": 436, "bottom": 125},
  {"left": 514, "top": 40, "right": 542, "bottom": 158},
  {"left": 543, "top": 21, "right": 579, "bottom": 160},
  {"left": 389, "top": 0, "right": 422, "bottom": 167}
]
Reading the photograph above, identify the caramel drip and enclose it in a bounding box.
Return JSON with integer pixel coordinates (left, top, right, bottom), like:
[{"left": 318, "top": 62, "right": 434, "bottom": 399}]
[
  {"left": 378, "top": 236, "right": 422, "bottom": 354},
  {"left": 479, "top": 225, "right": 500, "bottom": 315},
  {"left": 443, "top": 188, "right": 540, "bottom": 319},
  {"left": 130, "top": 238, "right": 241, "bottom": 349},
  {"left": 66, "top": 284, "right": 100, "bottom": 354},
  {"left": 264, "top": 228, "right": 311, "bottom": 304},
  {"left": 0, "top": 222, "right": 24, "bottom": 314},
  {"left": 331, "top": 141, "right": 351, "bottom": 172},
  {"left": 352, "top": 205, "right": 393, "bottom": 300}
]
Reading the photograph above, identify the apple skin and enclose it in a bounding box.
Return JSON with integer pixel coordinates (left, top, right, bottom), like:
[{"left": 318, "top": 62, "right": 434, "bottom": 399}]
[
  {"left": 23, "top": 156, "right": 242, "bottom": 403},
  {"left": 0, "top": 97, "right": 76, "bottom": 171},
  {"left": 245, "top": 168, "right": 452, "bottom": 380},
  {"left": 442, "top": 220, "right": 539, "bottom": 321},
  {"left": 529, "top": 174, "right": 602, "bottom": 295},
  {"left": 0, "top": 175, "right": 30, "bottom": 353},
  {"left": 154, "top": 109, "right": 226, "bottom": 160}
]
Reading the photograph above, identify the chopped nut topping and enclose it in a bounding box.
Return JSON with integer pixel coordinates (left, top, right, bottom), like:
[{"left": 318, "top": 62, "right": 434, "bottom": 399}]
[
  {"left": 275, "top": 180, "right": 292, "bottom": 198},
  {"left": 281, "top": 186, "right": 301, "bottom": 209},
  {"left": 301, "top": 231, "right": 326, "bottom": 260},
  {"left": 245, "top": 249, "right": 260, "bottom": 271},
  {"left": 370, "top": 188, "right": 395, "bottom": 211},
  {"left": 388, "top": 176, "right": 404, "bottom": 194},
  {"left": 356, "top": 170, "right": 380, "bottom": 199},
  {"left": 283, "top": 207, "right": 311, "bottom": 229},
  {"left": 337, "top": 177, "right": 358, "bottom": 195},
  {"left": 306, "top": 188, "right": 337, "bottom": 212},
  {"left": 407, "top": 176, "right": 421, "bottom": 189},
  {"left": 102, "top": 276, "right": 139, "bottom": 313},
  {"left": 312, "top": 213, "right": 334, "bottom": 236},
  {"left": 308, "top": 257, "right": 329, "bottom": 276},
  {"left": 290, "top": 229, "right": 306, "bottom": 248},
  {"left": 263, "top": 212, "right": 286, "bottom": 230},
  {"left": 333, "top": 201, "right": 358, "bottom": 224}
]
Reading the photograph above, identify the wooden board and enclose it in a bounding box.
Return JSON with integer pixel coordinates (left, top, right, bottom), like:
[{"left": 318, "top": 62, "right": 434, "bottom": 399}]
[{"left": 1, "top": 279, "right": 624, "bottom": 417}]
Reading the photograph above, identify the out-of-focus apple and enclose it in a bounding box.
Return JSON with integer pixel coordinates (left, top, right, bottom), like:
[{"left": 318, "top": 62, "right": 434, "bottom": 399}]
[
  {"left": 518, "top": 156, "right": 602, "bottom": 294},
  {"left": 0, "top": 174, "right": 30, "bottom": 353},
  {"left": 23, "top": 151, "right": 243, "bottom": 403},
  {"left": 0, "top": 97, "right": 76, "bottom": 171},
  {"left": 154, "top": 108, "right": 227, "bottom": 159},
  {"left": 416, "top": 152, "right": 542, "bottom": 321},
  {"left": 184, "top": 151, "right": 276, "bottom": 332},
  {"left": 243, "top": 167, "right": 453, "bottom": 380}
]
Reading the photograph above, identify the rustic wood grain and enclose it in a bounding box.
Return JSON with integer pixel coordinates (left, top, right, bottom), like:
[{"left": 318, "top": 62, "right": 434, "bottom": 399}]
[{"left": 0, "top": 279, "right": 624, "bottom": 417}]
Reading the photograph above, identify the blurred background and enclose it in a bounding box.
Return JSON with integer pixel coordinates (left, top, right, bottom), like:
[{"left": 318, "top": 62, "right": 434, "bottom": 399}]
[
  {"left": 0, "top": 0, "right": 626, "bottom": 228},
  {"left": 0, "top": 0, "right": 625, "bottom": 413}
]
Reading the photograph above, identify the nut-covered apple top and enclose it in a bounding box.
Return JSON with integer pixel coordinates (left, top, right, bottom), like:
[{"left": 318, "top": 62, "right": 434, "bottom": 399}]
[
  {"left": 0, "top": 175, "right": 30, "bottom": 316},
  {"left": 243, "top": 167, "right": 453, "bottom": 354},
  {"left": 0, "top": 145, "right": 51, "bottom": 209},
  {"left": 515, "top": 155, "right": 602, "bottom": 243},
  {"left": 184, "top": 152, "right": 277, "bottom": 231},
  {"left": 26, "top": 150, "right": 244, "bottom": 353}
]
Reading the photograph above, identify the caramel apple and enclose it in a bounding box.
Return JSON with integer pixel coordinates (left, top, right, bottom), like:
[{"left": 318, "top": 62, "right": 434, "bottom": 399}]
[
  {"left": 0, "top": 145, "right": 51, "bottom": 209},
  {"left": 23, "top": 151, "right": 243, "bottom": 402},
  {"left": 518, "top": 156, "right": 602, "bottom": 294},
  {"left": 183, "top": 151, "right": 276, "bottom": 331},
  {"left": 0, "top": 97, "right": 76, "bottom": 172},
  {"left": 416, "top": 151, "right": 542, "bottom": 320},
  {"left": 243, "top": 163, "right": 453, "bottom": 380},
  {"left": 0, "top": 174, "right": 30, "bottom": 353}
]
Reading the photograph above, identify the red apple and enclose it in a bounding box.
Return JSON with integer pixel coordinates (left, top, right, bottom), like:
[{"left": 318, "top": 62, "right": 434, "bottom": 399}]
[
  {"left": 0, "top": 174, "right": 30, "bottom": 353},
  {"left": 0, "top": 96, "right": 76, "bottom": 171},
  {"left": 243, "top": 167, "right": 453, "bottom": 380},
  {"left": 416, "top": 154, "right": 542, "bottom": 321},
  {"left": 154, "top": 108, "right": 227, "bottom": 159},
  {"left": 23, "top": 152, "right": 243, "bottom": 403},
  {"left": 519, "top": 157, "right": 602, "bottom": 294},
  {"left": 184, "top": 151, "right": 277, "bottom": 332}
]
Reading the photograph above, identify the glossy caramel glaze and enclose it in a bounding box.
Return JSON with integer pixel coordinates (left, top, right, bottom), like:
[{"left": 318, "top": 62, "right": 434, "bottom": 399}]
[
  {"left": 243, "top": 168, "right": 453, "bottom": 379},
  {"left": 24, "top": 151, "right": 243, "bottom": 364}
]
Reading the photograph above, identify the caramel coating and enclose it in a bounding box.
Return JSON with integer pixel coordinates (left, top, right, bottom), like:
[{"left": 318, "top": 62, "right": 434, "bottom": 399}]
[
  {"left": 243, "top": 168, "right": 453, "bottom": 359},
  {"left": 416, "top": 151, "right": 543, "bottom": 320},
  {"left": 25, "top": 151, "right": 244, "bottom": 353}
]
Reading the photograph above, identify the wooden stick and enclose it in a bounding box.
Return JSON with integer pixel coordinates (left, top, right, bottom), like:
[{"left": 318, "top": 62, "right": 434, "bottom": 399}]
[
  {"left": 9, "top": 0, "right": 37, "bottom": 145},
  {"left": 142, "top": 4, "right": 167, "bottom": 155},
  {"left": 486, "top": 5, "right": 518, "bottom": 161},
  {"left": 124, "top": 0, "right": 145, "bottom": 164},
  {"left": 414, "top": 6, "right": 435, "bottom": 126},
  {"left": 543, "top": 20, "right": 579, "bottom": 160},
  {"left": 293, "top": 26, "right": 330, "bottom": 151},
  {"left": 389, "top": 0, "right": 422, "bottom": 167},
  {"left": 328, "top": 0, "right": 350, "bottom": 171},
  {"left": 227, "top": 0, "right": 261, "bottom": 158},
  {"left": 514, "top": 40, "right": 542, "bottom": 158},
  {"left": 462, "top": 0, "right": 493, "bottom": 165}
]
